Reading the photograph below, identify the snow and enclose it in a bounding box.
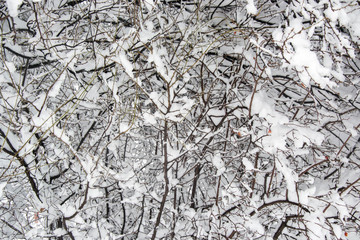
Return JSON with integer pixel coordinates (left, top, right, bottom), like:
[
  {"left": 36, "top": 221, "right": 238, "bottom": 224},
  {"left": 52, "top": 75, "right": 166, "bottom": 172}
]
[
  {"left": 246, "top": 0, "right": 257, "bottom": 15},
  {"left": 272, "top": 28, "right": 283, "bottom": 42},
  {"left": 52, "top": 126, "right": 70, "bottom": 145},
  {"left": 246, "top": 90, "right": 288, "bottom": 125},
  {"left": 262, "top": 124, "right": 288, "bottom": 153},
  {"left": 148, "top": 91, "right": 168, "bottom": 113},
  {"left": 105, "top": 80, "right": 120, "bottom": 102},
  {"left": 1, "top": 1, "right": 360, "bottom": 239},
  {"left": 61, "top": 205, "right": 76, "bottom": 218},
  {"left": 234, "top": 45, "right": 244, "bottom": 53},
  {"left": 143, "top": 112, "right": 157, "bottom": 125},
  {"left": 287, "top": 20, "right": 334, "bottom": 88},
  {"left": 212, "top": 152, "right": 226, "bottom": 176},
  {"left": 343, "top": 118, "right": 359, "bottom": 136},
  {"left": 244, "top": 217, "right": 265, "bottom": 235},
  {"left": 242, "top": 158, "right": 254, "bottom": 171},
  {"left": 207, "top": 108, "right": 226, "bottom": 126},
  {"left": 107, "top": 140, "right": 120, "bottom": 159},
  {"left": 48, "top": 74, "right": 65, "bottom": 98},
  {"left": 5, "top": 61, "right": 16, "bottom": 73},
  {"left": 292, "top": 125, "right": 325, "bottom": 148},
  {"left": 32, "top": 108, "right": 53, "bottom": 129},
  {"left": 332, "top": 224, "right": 342, "bottom": 239},
  {"left": 277, "top": 154, "right": 298, "bottom": 194},
  {"left": 139, "top": 21, "right": 155, "bottom": 43},
  {"left": 245, "top": 90, "right": 296, "bottom": 154},
  {"left": 144, "top": 0, "right": 156, "bottom": 11},
  {"left": 348, "top": 9, "right": 360, "bottom": 39},
  {"left": 298, "top": 187, "right": 316, "bottom": 205},
  {"left": 6, "top": 0, "right": 23, "bottom": 17},
  {"left": 303, "top": 210, "right": 326, "bottom": 240},
  {"left": 273, "top": 18, "right": 339, "bottom": 88},
  {"left": 88, "top": 188, "right": 103, "bottom": 198},
  {"left": 329, "top": 191, "right": 350, "bottom": 220},
  {"left": 54, "top": 228, "right": 67, "bottom": 237},
  {"left": 324, "top": 0, "right": 349, "bottom": 27},
  {"left": 148, "top": 46, "right": 171, "bottom": 82},
  {"left": 0, "top": 182, "right": 6, "bottom": 199},
  {"left": 167, "top": 146, "right": 181, "bottom": 161},
  {"left": 119, "top": 52, "right": 134, "bottom": 78}
]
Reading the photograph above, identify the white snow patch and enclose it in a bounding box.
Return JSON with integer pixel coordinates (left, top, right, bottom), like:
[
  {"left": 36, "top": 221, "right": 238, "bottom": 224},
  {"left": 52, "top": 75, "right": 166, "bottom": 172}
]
[
  {"left": 108, "top": 140, "right": 120, "bottom": 159},
  {"left": 149, "top": 92, "right": 168, "bottom": 112},
  {"left": 54, "top": 228, "right": 67, "bottom": 237},
  {"left": 272, "top": 28, "right": 283, "bottom": 42},
  {"left": 234, "top": 45, "right": 244, "bottom": 53},
  {"left": 292, "top": 125, "right": 324, "bottom": 148},
  {"left": 119, "top": 52, "right": 134, "bottom": 78},
  {"left": 61, "top": 205, "right": 76, "bottom": 218},
  {"left": 244, "top": 217, "right": 265, "bottom": 235},
  {"left": 246, "top": 91, "right": 288, "bottom": 125},
  {"left": 286, "top": 19, "right": 335, "bottom": 88},
  {"left": 262, "top": 124, "right": 288, "bottom": 153},
  {"left": 167, "top": 146, "right": 181, "bottom": 161},
  {"left": 179, "top": 97, "right": 194, "bottom": 115},
  {"left": 348, "top": 10, "right": 360, "bottom": 39},
  {"left": 183, "top": 207, "right": 196, "bottom": 219},
  {"left": 332, "top": 224, "right": 342, "bottom": 239},
  {"left": 277, "top": 154, "right": 298, "bottom": 194},
  {"left": 298, "top": 187, "right": 316, "bottom": 205},
  {"left": 330, "top": 191, "right": 350, "bottom": 220},
  {"left": 48, "top": 74, "right": 65, "bottom": 98},
  {"left": 246, "top": 0, "right": 257, "bottom": 15},
  {"left": 144, "top": 0, "right": 156, "bottom": 11},
  {"left": 303, "top": 210, "right": 326, "bottom": 240},
  {"left": 32, "top": 108, "right": 53, "bottom": 129},
  {"left": 242, "top": 158, "right": 254, "bottom": 171},
  {"left": 5, "top": 61, "right": 16, "bottom": 73},
  {"left": 6, "top": 0, "right": 23, "bottom": 17},
  {"left": 143, "top": 112, "right": 157, "bottom": 125},
  {"left": 0, "top": 182, "right": 6, "bottom": 199},
  {"left": 212, "top": 152, "right": 226, "bottom": 176},
  {"left": 343, "top": 118, "right": 358, "bottom": 136},
  {"left": 208, "top": 108, "right": 226, "bottom": 126},
  {"left": 148, "top": 46, "right": 171, "bottom": 82},
  {"left": 88, "top": 188, "right": 103, "bottom": 198},
  {"left": 52, "top": 126, "right": 70, "bottom": 145},
  {"left": 119, "top": 123, "right": 130, "bottom": 133}
]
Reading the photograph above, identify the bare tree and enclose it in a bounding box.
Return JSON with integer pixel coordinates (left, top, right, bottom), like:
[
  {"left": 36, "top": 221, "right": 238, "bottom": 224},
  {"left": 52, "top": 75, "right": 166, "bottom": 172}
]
[{"left": 0, "top": 0, "right": 359, "bottom": 239}]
